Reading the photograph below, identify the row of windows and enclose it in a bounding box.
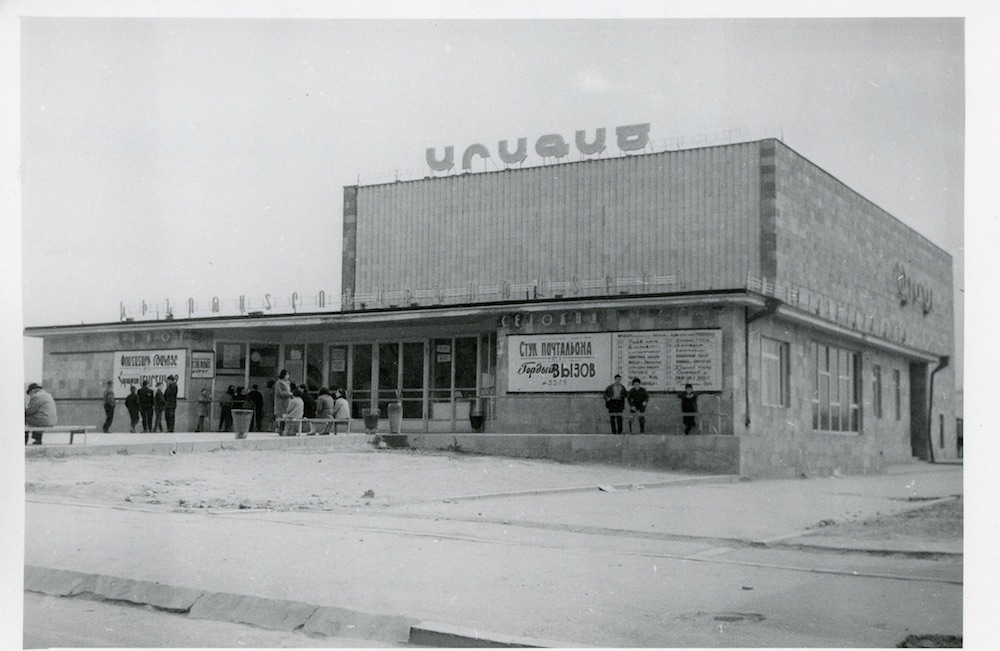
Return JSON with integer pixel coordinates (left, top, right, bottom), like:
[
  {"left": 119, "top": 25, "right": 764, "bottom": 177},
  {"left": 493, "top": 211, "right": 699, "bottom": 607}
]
[{"left": 761, "top": 337, "right": 903, "bottom": 433}]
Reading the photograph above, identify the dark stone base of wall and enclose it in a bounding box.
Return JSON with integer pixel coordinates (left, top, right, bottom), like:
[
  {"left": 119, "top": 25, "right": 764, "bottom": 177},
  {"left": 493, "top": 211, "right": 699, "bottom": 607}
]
[{"left": 405, "top": 433, "right": 740, "bottom": 474}]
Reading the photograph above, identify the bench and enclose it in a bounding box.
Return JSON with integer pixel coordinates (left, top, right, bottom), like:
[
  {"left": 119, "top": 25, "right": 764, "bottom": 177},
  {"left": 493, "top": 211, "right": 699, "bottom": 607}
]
[
  {"left": 278, "top": 417, "right": 351, "bottom": 436},
  {"left": 24, "top": 426, "right": 96, "bottom": 445}
]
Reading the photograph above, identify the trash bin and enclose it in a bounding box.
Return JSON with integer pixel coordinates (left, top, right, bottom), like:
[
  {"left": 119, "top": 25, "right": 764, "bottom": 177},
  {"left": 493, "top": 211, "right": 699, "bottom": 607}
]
[
  {"left": 362, "top": 408, "right": 379, "bottom": 434},
  {"left": 232, "top": 409, "right": 254, "bottom": 439}
]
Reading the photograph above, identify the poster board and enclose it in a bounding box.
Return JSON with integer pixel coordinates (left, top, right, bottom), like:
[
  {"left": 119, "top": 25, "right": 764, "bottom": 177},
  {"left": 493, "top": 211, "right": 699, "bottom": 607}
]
[
  {"left": 190, "top": 351, "right": 215, "bottom": 379},
  {"left": 506, "top": 333, "right": 611, "bottom": 392},
  {"left": 507, "top": 329, "right": 722, "bottom": 393},
  {"left": 113, "top": 349, "right": 187, "bottom": 398},
  {"left": 612, "top": 330, "right": 722, "bottom": 391}
]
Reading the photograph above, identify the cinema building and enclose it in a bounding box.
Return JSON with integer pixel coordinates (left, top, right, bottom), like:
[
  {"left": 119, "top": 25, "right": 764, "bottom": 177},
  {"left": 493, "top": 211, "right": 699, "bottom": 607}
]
[{"left": 25, "top": 138, "right": 959, "bottom": 478}]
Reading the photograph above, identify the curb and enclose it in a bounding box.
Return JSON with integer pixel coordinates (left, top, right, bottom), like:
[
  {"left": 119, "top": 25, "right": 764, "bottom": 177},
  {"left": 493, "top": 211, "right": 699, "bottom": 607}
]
[
  {"left": 24, "top": 565, "right": 585, "bottom": 647},
  {"left": 24, "top": 565, "right": 414, "bottom": 644},
  {"left": 410, "top": 620, "right": 592, "bottom": 648}
]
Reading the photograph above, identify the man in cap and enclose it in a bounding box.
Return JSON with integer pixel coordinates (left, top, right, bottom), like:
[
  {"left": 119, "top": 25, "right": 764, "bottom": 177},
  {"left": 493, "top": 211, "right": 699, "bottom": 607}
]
[
  {"left": 25, "top": 382, "right": 57, "bottom": 445},
  {"left": 164, "top": 375, "right": 179, "bottom": 432}
]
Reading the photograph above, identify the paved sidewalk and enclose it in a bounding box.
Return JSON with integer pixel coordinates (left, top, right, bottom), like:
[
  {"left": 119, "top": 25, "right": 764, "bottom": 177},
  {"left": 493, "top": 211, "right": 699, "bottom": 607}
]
[{"left": 23, "top": 438, "right": 963, "bottom": 647}]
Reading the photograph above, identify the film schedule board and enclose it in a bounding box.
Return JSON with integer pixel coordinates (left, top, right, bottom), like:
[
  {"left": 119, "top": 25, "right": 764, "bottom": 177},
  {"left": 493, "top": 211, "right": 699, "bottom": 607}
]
[{"left": 611, "top": 329, "right": 722, "bottom": 392}]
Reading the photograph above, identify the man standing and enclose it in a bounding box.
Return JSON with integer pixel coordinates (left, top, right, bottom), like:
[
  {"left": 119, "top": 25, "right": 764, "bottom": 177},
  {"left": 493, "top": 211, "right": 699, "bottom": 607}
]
[
  {"left": 627, "top": 377, "right": 649, "bottom": 434},
  {"left": 102, "top": 381, "right": 116, "bottom": 433},
  {"left": 196, "top": 387, "right": 211, "bottom": 432},
  {"left": 247, "top": 384, "right": 264, "bottom": 432},
  {"left": 153, "top": 382, "right": 166, "bottom": 432},
  {"left": 603, "top": 374, "right": 627, "bottom": 435},
  {"left": 137, "top": 380, "right": 155, "bottom": 432},
  {"left": 679, "top": 383, "right": 698, "bottom": 435},
  {"left": 25, "top": 382, "right": 57, "bottom": 445},
  {"left": 164, "top": 375, "right": 179, "bottom": 432},
  {"left": 125, "top": 385, "right": 140, "bottom": 432}
]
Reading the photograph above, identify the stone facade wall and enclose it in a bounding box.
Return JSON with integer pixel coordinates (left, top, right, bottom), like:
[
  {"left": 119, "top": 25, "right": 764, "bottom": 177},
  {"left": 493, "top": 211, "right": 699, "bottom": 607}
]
[
  {"left": 38, "top": 329, "right": 215, "bottom": 432},
  {"left": 493, "top": 304, "right": 743, "bottom": 436},
  {"left": 772, "top": 140, "right": 953, "bottom": 356},
  {"left": 740, "top": 314, "right": 917, "bottom": 478}
]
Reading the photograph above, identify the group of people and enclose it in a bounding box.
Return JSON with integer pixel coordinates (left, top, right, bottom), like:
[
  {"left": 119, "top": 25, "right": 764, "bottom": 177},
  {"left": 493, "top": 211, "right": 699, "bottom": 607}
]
[
  {"left": 603, "top": 375, "right": 699, "bottom": 435},
  {"left": 214, "top": 384, "right": 265, "bottom": 432},
  {"left": 116, "top": 376, "right": 180, "bottom": 433},
  {"left": 272, "top": 369, "right": 351, "bottom": 435}
]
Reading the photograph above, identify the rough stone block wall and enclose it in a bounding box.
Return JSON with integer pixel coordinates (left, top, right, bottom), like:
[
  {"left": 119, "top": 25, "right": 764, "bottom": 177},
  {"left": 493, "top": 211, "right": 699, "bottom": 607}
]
[
  {"left": 772, "top": 140, "right": 953, "bottom": 356},
  {"left": 39, "top": 329, "right": 215, "bottom": 432},
  {"left": 739, "top": 315, "right": 914, "bottom": 478}
]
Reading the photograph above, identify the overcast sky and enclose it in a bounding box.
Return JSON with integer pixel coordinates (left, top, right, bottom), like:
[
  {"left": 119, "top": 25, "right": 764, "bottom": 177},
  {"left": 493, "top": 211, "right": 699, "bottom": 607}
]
[{"left": 6, "top": 3, "right": 990, "bottom": 391}]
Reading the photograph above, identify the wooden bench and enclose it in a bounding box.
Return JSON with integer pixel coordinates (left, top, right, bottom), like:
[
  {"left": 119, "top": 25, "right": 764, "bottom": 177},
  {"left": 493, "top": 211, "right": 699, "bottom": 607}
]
[
  {"left": 24, "top": 426, "right": 96, "bottom": 445},
  {"left": 278, "top": 417, "right": 351, "bottom": 436}
]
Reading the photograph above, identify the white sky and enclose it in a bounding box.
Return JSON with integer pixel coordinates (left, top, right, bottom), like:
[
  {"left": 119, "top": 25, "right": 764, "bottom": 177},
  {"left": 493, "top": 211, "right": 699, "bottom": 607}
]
[
  {"left": 15, "top": 10, "right": 965, "bottom": 322},
  {"left": 11, "top": 6, "right": 971, "bottom": 387}
]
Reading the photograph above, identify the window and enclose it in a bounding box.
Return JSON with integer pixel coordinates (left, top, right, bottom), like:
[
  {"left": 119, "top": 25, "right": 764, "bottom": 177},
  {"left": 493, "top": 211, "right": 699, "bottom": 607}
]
[
  {"left": 939, "top": 414, "right": 945, "bottom": 448},
  {"left": 811, "top": 343, "right": 861, "bottom": 433},
  {"left": 893, "top": 369, "right": 901, "bottom": 421},
  {"left": 761, "top": 337, "right": 790, "bottom": 407},
  {"left": 872, "top": 365, "right": 883, "bottom": 419}
]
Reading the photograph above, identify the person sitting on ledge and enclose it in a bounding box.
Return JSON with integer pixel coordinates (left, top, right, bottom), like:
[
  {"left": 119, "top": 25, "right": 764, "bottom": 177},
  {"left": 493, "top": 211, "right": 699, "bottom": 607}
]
[{"left": 25, "top": 382, "right": 57, "bottom": 445}]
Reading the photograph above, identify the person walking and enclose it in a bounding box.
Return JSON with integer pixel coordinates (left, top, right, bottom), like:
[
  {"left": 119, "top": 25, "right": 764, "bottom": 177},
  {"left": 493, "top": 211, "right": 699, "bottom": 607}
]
[
  {"left": 137, "top": 380, "right": 154, "bottom": 432},
  {"left": 153, "top": 382, "right": 166, "bottom": 432},
  {"left": 679, "top": 383, "right": 698, "bottom": 435},
  {"left": 102, "top": 380, "right": 116, "bottom": 433},
  {"left": 164, "top": 375, "right": 178, "bottom": 432},
  {"left": 603, "top": 374, "right": 627, "bottom": 435},
  {"left": 125, "top": 385, "right": 140, "bottom": 432},
  {"left": 627, "top": 377, "right": 650, "bottom": 434},
  {"left": 25, "top": 382, "right": 57, "bottom": 445},
  {"left": 196, "top": 387, "right": 211, "bottom": 432},
  {"left": 273, "top": 370, "right": 292, "bottom": 434}
]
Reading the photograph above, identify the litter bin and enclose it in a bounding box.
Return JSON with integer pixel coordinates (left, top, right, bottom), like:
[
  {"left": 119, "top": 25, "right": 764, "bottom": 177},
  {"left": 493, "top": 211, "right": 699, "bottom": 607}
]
[
  {"left": 232, "top": 409, "right": 254, "bottom": 439},
  {"left": 362, "top": 408, "right": 379, "bottom": 434}
]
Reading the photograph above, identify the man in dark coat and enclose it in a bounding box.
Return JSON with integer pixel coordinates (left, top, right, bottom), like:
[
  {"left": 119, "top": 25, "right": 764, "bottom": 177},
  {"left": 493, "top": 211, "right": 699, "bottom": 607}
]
[
  {"left": 153, "top": 382, "right": 165, "bottom": 432},
  {"left": 137, "top": 380, "right": 155, "bottom": 432},
  {"left": 125, "top": 385, "right": 140, "bottom": 432},
  {"left": 679, "top": 383, "right": 698, "bottom": 435},
  {"left": 247, "top": 384, "right": 264, "bottom": 431},
  {"left": 627, "top": 377, "right": 650, "bottom": 434},
  {"left": 164, "top": 375, "right": 179, "bottom": 432},
  {"left": 603, "top": 374, "right": 627, "bottom": 435}
]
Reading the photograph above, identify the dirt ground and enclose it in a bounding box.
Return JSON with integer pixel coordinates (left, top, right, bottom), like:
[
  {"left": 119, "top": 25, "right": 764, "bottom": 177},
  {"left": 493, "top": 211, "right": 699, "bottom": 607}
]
[
  {"left": 25, "top": 447, "right": 963, "bottom": 546},
  {"left": 24, "top": 447, "right": 683, "bottom": 512},
  {"left": 803, "top": 496, "right": 963, "bottom": 546}
]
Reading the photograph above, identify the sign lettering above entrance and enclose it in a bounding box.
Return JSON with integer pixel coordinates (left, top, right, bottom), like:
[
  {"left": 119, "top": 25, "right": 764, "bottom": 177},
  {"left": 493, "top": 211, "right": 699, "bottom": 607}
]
[{"left": 427, "top": 123, "right": 652, "bottom": 172}]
